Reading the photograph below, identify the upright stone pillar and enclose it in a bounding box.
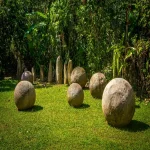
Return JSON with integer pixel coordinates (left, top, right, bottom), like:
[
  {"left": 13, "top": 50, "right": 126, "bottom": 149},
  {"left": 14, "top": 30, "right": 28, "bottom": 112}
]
[
  {"left": 56, "top": 56, "right": 63, "bottom": 84},
  {"left": 40, "top": 65, "right": 44, "bottom": 82},
  {"left": 48, "top": 61, "right": 52, "bottom": 83},
  {"left": 64, "top": 63, "right": 68, "bottom": 84},
  {"left": 67, "top": 59, "right": 73, "bottom": 85},
  {"left": 31, "top": 67, "right": 36, "bottom": 82}
]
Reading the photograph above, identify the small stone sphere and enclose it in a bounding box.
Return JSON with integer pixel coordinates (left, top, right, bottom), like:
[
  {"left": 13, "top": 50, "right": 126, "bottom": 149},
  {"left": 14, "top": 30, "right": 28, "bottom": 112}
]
[
  {"left": 14, "top": 81, "right": 36, "bottom": 110},
  {"left": 21, "top": 71, "right": 33, "bottom": 83},
  {"left": 67, "top": 83, "right": 84, "bottom": 107},
  {"left": 89, "top": 72, "right": 106, "bottom": 99},
  {"left": 71, "top": 67, "right": 87, "bottom": 88},
  {"left": 102, "top": 78, "right": 135, "bottom": 127}
]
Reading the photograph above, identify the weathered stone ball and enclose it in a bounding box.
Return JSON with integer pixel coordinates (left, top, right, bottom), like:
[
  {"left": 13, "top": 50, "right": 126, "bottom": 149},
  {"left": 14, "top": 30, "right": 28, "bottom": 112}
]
[
  {"left": 14, "top": 81, "right": 36, "bottom": 110},
  {"left": 89, "top": 72, "right": 106, "bottom": 99},
  {"left": 67, "top": 83, "right": 84, "bottom": 107},
  {"left": 71, "top": 67, "right": 87, "bottom": 88},
  {"left": 21, "top": 71, "right": 33, "bottom": 83},
  {"left": 102, "top": 78, "right": 135, "bottom": 127}
]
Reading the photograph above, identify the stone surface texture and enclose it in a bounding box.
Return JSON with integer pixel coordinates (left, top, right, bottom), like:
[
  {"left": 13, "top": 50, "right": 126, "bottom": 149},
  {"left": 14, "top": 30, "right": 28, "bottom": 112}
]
[
  {"left": 14, "top": 81, "right": 36, "bottom": 110},
  {"left": 67, "top": 60, "right": 73, "bottom": 85},
  {"left": 56, "top": 56, "right": 63, "bottom": 84},
  {"left": 31, "top": 67, "right": 36, "bottom": 82},
  {"left": 102, "top": 78, "right": 135, "bottom": 127},
  {"left": 71, "top": 66, "right": 87, "bottom": 88},
  {"left": 64, "top": 63, "right": 68, "bottom": 84},
  {"left": 67, "top": 83, "right": 84, "bottom": 107},
  {"left": 89, "top": 72, "right": 106, "bottom": 99},
  {"left": 21, "top": 71, "right": 33, "bottom": 83}
]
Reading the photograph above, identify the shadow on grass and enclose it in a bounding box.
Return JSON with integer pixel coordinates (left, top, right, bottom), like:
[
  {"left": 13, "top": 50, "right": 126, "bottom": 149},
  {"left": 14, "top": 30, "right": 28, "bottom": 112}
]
[
  {"left": 34, "top": 82, "right": 53, "bottom": 89},
  {"left": 119, "top": 120, "right": 150, "bottom": 132},
  {"left": 135, "top": 105, "right": 141, "bottom": 109},
  {"left": 20, "top": 105, "right": 43, "bottom": 112},
  {"left": 65, "top": 85, "right": 89, "bottom": 90},
  {"left": 83, "top": 87, "right": 89, "bottom": 91},
  {"left": 75, "top": 103, "right": 90, "bottom": 109},
  {"left": 0, "top": 80, "right": 18, "bottom": 92}
]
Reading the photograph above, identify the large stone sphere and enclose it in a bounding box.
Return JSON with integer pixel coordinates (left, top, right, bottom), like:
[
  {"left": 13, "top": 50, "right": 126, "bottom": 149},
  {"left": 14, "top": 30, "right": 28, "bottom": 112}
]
[
  {"left": 14, "top": 81, "right": 36, "bottom": 110},
  {"left": 71, "top": 67, "right": 87, "bottom": 88},
  {"left": 89, "top": 72, "right": 106, "bottom": 99},
  {"left": 102, "top": 78, "right": 135, "bottom": 127},
  {"left": 67, "top": 83, "right": 84, "bottom": 107},
  {"left": 21, "top": 71, "right": 33, "bottom": 83}
]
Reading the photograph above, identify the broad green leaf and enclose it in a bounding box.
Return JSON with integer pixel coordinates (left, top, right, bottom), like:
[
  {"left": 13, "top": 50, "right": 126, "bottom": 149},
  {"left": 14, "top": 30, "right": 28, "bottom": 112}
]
[{"left": 35, "top": 11, "right": 47, "bottom": 19}]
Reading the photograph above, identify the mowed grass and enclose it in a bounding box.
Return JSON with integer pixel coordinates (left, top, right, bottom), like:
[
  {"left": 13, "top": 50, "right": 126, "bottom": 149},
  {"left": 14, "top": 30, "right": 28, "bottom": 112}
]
[{"left": 0, "top": 79, "right": 150, "bottom": 150}]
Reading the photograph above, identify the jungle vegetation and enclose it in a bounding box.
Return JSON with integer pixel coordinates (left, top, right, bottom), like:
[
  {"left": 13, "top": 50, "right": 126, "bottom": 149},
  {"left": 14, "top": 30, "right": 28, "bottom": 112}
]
[{"left": 0, "top": 0, "right": 150, "bottom": 97}]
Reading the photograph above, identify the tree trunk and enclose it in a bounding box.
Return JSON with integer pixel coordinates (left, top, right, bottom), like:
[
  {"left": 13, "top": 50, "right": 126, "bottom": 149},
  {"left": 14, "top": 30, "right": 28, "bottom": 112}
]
[{"left": 17, "top": 55, "right": 23, "bottom": 81}]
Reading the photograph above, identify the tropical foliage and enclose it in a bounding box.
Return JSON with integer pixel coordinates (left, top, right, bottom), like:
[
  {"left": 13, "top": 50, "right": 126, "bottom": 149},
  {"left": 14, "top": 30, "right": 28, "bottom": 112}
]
[{"left": 0, "top": 0, "right": 150, "bottom": 97}]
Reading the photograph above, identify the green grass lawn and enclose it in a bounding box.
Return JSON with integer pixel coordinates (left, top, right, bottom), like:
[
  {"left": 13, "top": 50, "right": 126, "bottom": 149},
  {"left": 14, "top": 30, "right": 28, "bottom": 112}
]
[{"left": 0, "top": 79, "right": 150, "bottom": 150}]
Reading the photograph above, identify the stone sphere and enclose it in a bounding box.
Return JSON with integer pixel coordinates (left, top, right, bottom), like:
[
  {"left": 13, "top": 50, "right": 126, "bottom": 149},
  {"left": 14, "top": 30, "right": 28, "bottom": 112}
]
[
  {"left": 67, "top": 83, "right": 84, "bottom": 107},
  {"left": 102, "top": 78, "right": 135, "bottom": 127},
  {"left": 21, "top": 71, "right": 33, "bottom": 83},
  {"left": 89, "top": 72, "right": 106, "bottom": 99},
  {"left": 14, "top": 81, "right": 36, "bottom": 110},
  {"left": 71, "top": 67, "right": 87, "bottom": 88}
]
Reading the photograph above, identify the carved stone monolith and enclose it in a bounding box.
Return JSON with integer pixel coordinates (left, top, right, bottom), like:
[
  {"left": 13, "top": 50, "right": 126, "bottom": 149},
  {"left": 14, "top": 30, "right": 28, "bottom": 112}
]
[
  {"left": 64, "top": 63, "right": 68, "bottom": 84},
  {"left": 56, "top": 56, "right": 63, "bottom": 84},
  {"left": 67, "top": 59, "right": 73, "bottom": 85},
  {"left": 31, "top": 67, "right": 36, "bottom": 82}
]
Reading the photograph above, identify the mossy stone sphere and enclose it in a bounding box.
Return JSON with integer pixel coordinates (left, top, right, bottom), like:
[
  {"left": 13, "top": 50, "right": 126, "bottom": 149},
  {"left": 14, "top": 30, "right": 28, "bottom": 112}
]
[
  {"left": 102, "top": 78, "right": 135, "bottom": 127},
  {"left": 21, "top": 71, "right": 33, "bottom": 83},
  {"left": 71, "top": 67, "right": 87, "bottom": 88},
  {"left": 89, "top": 72, "right": 106, "bottom": 99},
  {"left": 14, "top": 81, "right": 36, "bottom": 110},
  {"left": 67, "top": 83, "right": 84, "bottom": 107}
]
